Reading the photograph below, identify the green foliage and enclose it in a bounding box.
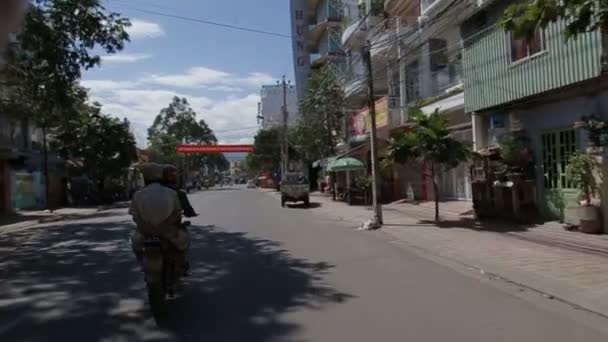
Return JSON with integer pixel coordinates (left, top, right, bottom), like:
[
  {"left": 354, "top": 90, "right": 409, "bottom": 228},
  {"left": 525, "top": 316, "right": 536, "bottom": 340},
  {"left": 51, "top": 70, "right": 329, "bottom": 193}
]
[
  {"left": 498, "top": 131, "right": 533, "bottom": 170},
  {"left": 0, "top": 0, "right": 130, "bottom": 126},
  {"left": 566, "top": 152, "right": 598, "bottom": 205},
  {"left": 500, "top": 0, "right": 608, "bottom": 40},
  {"left": 53, "top": 102, "right": 137, "bottom": 188},
  {"left": 147, "top": 96, "right": 227, "bottom": 172},
  {"left": 387, "top": 109, "right": 471, "bottom": 221},
  {"left": 292, "top": 66, "right": 345, "bottom": 162},
  {"left": 245, "top": 127, "right": 282, "bottom": 174},
  {"left": 389, "top": 109, "right": 470, "bottom": 170}
]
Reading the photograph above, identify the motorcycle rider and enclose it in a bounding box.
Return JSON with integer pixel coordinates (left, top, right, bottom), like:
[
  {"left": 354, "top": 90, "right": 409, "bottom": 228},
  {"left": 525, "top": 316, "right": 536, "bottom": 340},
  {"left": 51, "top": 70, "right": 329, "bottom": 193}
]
[
  {"left": 162, "top": 165, "right": 198, "bottom": 217},
  {"left": 129, "top": 163, "right": 190, "bottom": 272}
]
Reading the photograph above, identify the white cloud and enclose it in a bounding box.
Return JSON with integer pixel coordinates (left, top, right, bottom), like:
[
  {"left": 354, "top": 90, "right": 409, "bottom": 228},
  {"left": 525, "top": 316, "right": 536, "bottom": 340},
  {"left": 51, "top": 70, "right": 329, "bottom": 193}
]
[
  {"left": 101, "top": 53, "right": 152, "bottom": 64},
  {"left": 85, "top": 84, "right": 260, "bottom": 146},
  {"left": 145, "top": 67, "right": 275, "bottom": 90},
  {"left": 241, "top": 72, "right": 276, "bottom": 87},
  {"left": 146, "top": 67, "right": 231, "bottom": 88},
  {"left": 83, "top": 66, "right": 272, "bottom": 146},
  {"left": 127, "top": 19, "right": 165, "bottom": 40},
  {"left": 199, "top": 94, "right": 260, "bottom": 144}
]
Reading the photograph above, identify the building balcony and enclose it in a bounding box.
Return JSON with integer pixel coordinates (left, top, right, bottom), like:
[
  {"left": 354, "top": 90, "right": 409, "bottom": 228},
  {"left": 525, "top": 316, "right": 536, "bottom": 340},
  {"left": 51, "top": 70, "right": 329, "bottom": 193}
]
[
  {"left": 431, "top": 63, "right": 462, "bottom": 95},
  {"left": 421, "top": 0, "right": 451, "bottom": 17},
  {"left": 342, "top": 52, "right": 367, "bottom": 99},
  {"left": 419, "top": 90, "right": 464, "bottom": 115},
  {"left": 310, "top": 51, "right": 346, "bottom": 68},
  {"left": 369, "top": 17, "right": 417, "bottom": 61},
  {"left": 341, "top": 15, "right": 383, "bottom": 50},
  {"left": 308, "top": 18, "right": 342, "bottom": 46}
]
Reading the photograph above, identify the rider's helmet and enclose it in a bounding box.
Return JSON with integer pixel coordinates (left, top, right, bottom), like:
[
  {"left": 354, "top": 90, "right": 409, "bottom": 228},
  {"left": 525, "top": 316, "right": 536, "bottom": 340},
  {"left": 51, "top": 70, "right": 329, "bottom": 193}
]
[{"left": 138, "top": 163, "right": 163, "bottom": 184}]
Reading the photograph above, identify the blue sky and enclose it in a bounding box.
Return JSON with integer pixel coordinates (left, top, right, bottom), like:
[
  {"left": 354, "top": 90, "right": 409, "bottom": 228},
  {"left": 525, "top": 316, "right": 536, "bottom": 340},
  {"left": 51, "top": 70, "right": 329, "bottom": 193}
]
[{"left": 84, "top": 0, "right": 295, "bottom": 146}]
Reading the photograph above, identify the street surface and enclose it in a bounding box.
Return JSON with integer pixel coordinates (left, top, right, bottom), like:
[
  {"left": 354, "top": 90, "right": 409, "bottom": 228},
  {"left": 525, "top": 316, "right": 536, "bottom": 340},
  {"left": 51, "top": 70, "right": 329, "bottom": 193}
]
[{"left": 1, "top": 187, "right": 608, "bottom": 341}]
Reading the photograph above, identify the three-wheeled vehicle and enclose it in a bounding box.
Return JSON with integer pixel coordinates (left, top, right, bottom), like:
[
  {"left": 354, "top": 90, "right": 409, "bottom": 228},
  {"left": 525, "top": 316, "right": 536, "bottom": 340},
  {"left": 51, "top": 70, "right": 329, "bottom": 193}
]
[{"left": 280, "top": 172, "right": 310, "bottom": 207}]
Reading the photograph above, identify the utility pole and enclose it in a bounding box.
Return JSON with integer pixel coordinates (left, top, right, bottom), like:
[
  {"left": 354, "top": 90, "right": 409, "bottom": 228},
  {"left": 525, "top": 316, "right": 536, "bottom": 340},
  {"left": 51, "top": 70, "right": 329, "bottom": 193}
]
[
  {"left": 281, "top": 75, "right": 289, "bottom": 175},
  {"left": 363, "top": 40, "right": 383, "bottom": 227}
]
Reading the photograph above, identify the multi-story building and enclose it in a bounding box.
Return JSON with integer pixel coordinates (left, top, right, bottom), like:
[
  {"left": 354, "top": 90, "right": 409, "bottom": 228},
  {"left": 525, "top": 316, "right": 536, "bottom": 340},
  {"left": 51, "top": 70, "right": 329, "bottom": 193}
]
[
  {"left": 338, "top": 0, "right": 473, "bottom": 202},
  {"left": 396, "top": 0, "right": 474, "bottom": 201},
  {"left": 290, "top": 0, "right": 358, "bottom": 101},
  {"left": 461, "top": 0, "right": 608, "bottom": 219},
  {"left": 259, "top": 84, "right": 299, "bottom": 129}
]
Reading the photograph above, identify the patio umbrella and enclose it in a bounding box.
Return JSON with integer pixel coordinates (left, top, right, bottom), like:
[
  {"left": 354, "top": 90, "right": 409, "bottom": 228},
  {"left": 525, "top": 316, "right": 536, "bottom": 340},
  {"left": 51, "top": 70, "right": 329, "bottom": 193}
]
[{"left": 326, "top": 157, "right": 365, "bottom": 172}]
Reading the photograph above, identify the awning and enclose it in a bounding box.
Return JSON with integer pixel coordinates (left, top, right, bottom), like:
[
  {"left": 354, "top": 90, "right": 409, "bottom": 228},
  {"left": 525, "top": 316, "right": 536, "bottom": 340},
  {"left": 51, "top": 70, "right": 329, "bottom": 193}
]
[
  {"left": 326, "top": 157, "right": 365, "bottom": 172},
  {"left": 312, "top": 156, "right": 337, "bottom": 168},
  {"left": 312, "top": 142, "right": 369, "bottom": 169},
  {"left": 420, "top": 91, "right": 464, "bottom": 115}
]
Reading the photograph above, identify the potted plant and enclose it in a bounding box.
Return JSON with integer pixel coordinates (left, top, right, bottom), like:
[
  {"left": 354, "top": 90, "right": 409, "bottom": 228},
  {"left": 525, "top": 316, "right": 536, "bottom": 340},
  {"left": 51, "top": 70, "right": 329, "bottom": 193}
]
[
  {"left": 565, "top": 152, "right": 603, "bottom": 234},
  {"left": 498, "top": 132, "right": 533, "bottom": 180}
]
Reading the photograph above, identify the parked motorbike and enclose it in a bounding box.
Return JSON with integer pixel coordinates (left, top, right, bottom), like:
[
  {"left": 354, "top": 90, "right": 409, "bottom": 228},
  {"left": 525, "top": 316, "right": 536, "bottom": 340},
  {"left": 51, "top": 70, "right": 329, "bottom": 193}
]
[{"left": 141, "top": 221, "right": 190, "bottom": 319}]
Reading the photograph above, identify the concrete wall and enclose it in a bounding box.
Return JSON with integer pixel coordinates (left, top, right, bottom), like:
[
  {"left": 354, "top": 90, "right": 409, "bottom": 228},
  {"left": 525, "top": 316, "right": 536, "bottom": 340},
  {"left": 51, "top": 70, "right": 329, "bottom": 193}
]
[
  {"left": 474, "top": 89, "right": 608, "bottom": 218},
  {"left": 519, "top": 92, "right": 608, "bottom": 202}
]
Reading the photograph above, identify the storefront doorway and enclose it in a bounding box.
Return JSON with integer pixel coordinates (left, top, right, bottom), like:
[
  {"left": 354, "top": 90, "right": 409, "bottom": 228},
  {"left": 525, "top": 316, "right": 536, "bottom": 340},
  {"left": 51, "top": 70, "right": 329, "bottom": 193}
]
[{"left": 541, "top": 129, "right": 579, "bottom": 219}]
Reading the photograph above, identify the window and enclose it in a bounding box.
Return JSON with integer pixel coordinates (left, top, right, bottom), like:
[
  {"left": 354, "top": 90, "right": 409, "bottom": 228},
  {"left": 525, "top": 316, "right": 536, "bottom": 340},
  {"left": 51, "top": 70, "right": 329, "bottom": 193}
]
[{"left": 510, "top": 28, "right": 545, "bottom": 62}]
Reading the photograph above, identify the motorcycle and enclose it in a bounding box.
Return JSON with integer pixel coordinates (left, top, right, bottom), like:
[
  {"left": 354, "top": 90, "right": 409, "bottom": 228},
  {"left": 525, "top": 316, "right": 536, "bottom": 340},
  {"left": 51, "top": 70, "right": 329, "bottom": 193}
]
[{"left": 141, "top": 221, "right": 190, "bottom": 319}]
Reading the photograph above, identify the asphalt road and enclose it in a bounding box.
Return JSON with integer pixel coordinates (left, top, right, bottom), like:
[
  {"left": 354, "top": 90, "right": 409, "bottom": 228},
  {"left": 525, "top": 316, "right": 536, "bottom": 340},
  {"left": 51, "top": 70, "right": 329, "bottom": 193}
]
[{"left": 1, "top": 187, "right": 608, "bottom": 341}]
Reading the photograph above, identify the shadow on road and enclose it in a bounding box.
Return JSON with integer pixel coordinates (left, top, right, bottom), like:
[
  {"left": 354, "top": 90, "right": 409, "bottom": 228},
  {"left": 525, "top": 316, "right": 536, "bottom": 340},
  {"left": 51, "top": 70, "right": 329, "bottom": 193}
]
[
  {"left": 0, "top": 219, "right": 350, "bottom": 341},
  {"left": 162, "top": 225, "right": 351, "bottom": 340},
  {"left": 286, "top": 202, "right": 322, "bottom": 209}
]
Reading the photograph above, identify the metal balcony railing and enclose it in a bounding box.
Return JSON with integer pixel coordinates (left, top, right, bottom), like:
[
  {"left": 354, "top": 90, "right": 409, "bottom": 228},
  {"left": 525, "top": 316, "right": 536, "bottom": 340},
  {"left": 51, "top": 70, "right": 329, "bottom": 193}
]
[
  {"left": 421, "top": 0, "right": 438, "bottom": 14},
  {"left": 431, "top": 63, "right": 462, "bottom": 94},
  {"left": 342, "top": 63, "right": 367, "bottom": 98},
  {"left": 369, "top": 17, "right": 418, "bottom": 57}
]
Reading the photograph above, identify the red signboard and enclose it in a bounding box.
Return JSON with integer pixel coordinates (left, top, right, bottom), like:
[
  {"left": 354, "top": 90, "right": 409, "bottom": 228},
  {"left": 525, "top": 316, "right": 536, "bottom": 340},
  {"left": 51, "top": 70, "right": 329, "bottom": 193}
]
[{"left": 176, "top": 144, "right": 254, "bottom": 154}]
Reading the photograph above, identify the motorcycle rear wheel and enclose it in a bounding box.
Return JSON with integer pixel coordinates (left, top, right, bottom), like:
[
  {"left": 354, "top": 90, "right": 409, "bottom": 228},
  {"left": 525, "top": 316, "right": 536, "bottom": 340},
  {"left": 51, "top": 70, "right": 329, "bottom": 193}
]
[{"left": 147, "top": 283, "right": 167, "bottom": 320}]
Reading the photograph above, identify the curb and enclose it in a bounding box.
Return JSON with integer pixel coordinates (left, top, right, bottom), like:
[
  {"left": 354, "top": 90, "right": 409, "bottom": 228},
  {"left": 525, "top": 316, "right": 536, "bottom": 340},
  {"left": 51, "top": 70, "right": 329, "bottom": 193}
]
[{"left": 0, "top": 206, "right": 123, "bottom": 236}]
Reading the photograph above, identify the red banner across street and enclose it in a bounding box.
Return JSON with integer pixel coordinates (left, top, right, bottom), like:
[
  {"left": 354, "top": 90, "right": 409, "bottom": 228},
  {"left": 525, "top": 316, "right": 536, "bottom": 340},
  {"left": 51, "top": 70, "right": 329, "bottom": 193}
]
[{"left": 176, "top": 144, "right": 254, "bottom": 154}]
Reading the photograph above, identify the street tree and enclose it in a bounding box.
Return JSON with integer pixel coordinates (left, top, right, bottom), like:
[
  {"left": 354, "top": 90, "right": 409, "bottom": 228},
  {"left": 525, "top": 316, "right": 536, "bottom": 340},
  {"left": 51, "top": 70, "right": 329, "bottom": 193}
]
[
  {"left": 386, "top": 109, "right": 471, "bottom": 222},
  {"left": 1, "top": 0, "right": 130, "bottom": 121},
  {"left": 292, "top": 66, "right": 345, "bottom": 162},
  {"left": 148, "top": 96, "right": 227, "bottom": 173},
  {"left": 53, "top": 102, "right": 137, "bottom": 201},
  {"left": 245, "top": 127, "right": 282, "bottom": 174},
  {"left": 0, "top": 0, "right": 130, "bottom": 208}
]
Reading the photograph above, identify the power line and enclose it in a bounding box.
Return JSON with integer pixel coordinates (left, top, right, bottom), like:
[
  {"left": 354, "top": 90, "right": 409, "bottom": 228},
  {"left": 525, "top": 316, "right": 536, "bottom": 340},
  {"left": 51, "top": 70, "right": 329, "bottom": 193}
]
[
  {"left": 214, "top": 126, "right": 260, "bottom": 133},
  {"left": 345, "top": 6, "right": 498, "bottom": 92},
  {"left": 108, "top": 2, "right": 293, "bottom": 39}
]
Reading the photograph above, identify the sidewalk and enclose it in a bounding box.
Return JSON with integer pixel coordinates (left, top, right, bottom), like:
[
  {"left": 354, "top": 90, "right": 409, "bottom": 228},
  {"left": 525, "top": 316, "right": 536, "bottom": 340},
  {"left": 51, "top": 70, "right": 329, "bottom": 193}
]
[
  {"left": 0, "top": 203, "right": 128, "bottom": 235},
  {"left": 277, "top": 191, "right": 608, "bottom": 317}
]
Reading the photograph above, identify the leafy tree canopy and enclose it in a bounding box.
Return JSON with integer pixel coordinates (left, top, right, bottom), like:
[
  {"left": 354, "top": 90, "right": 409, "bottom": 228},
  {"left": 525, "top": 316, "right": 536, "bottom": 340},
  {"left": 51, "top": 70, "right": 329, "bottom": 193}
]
[
  {"left": 500, "top": 0, "right": 608, "bottom": 40},
  {"left": 147, "top": 96, "right": 227, "bottom": 172},
  {"left": 387, "top": 109, "right": 471, "bottom": 221},
  {"left": 292, "top": 66, "right": 345, "bottom": 162},
  {"left": 245, "top": 127, "right": 282, "bottom": 174},
  {"left": 53, "top": 101, "right": 137, "bottom": 187},
  {"left": 0, "top": 0, "right": 130, "bottom": 125}
]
